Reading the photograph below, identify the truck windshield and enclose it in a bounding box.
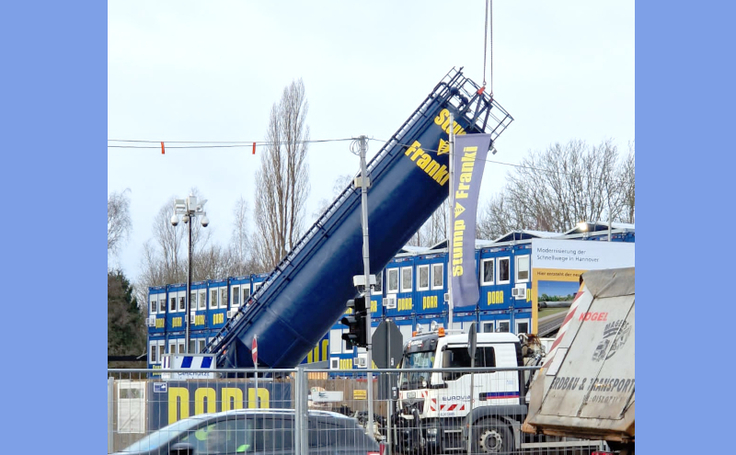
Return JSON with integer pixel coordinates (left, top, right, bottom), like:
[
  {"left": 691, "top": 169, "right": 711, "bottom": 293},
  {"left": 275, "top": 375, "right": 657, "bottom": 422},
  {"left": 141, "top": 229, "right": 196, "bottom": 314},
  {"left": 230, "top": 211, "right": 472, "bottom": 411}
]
[{"left": 399, "top": 350, "right": 435, "bottom": 390}]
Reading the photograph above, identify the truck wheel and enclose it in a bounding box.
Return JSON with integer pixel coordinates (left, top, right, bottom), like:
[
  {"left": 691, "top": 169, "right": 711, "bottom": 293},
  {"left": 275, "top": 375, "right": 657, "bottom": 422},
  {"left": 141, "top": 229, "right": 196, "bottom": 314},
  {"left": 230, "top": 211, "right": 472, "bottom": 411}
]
[{"left": 472, "top": 418, "right": 513, "bottom": 454}]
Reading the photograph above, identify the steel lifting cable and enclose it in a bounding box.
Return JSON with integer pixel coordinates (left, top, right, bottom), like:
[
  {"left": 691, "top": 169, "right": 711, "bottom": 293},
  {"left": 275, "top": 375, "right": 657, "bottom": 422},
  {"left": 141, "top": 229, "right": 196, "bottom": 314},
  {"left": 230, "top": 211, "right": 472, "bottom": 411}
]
[{"left": 481, "top": 0, "right": 494, "bottom": 97}]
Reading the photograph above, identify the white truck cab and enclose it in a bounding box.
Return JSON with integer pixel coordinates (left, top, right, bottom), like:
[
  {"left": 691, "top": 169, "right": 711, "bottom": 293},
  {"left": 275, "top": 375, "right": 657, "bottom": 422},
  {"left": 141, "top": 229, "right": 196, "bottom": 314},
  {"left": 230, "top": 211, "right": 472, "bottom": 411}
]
[{"left": 394, "top": 327, "right": 527, "bottom": 454}]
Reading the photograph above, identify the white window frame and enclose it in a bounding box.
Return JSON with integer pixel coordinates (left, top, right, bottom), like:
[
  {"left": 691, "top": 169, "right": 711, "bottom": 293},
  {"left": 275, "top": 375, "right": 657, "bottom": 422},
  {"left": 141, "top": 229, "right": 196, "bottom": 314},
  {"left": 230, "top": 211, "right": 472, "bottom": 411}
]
[
  {"left": 170, "top": 296, "right": 177, "bottom": 313},
  {"left": 374, "top": 271, "right": 383, "bottom": 294},
  {"left": 497, "top": 257, "right": 511, "bottom": 285},
  {"left": 242, "top": 285, "right": 251, "bottom": 304},
  {"left": 497, "top": 320, "right": 510, "bottom": 332},
  {"left": 178, "top": 293, "right": 186, "bottom": 312},
  {"left": 516, "top": 319, "right": 530, "bottom": 335},
  {"left": 219, "top": 288, "right": 228, "bottom": 309},
  {"left": 158, "top": 342, "right": 165, "bottom": 364},
  {"left": 431, "top": 263, "right": 444, "bottom": 290},
  {"left": 480, "top": 258, "right": 495, "bottom": 286},
  {"left": 197, "top": 339, "right": 206, "bottom": 354},
  {"left": 482, "top": 321, "right": 495, "bottom": 333},
  {"left": 159, "top": 298, "right": 166, "bottom": 314},
  {"left": 417, "top": 264, "right": 430, "bottom": 291},
  {"left": 198, "top": 290, "right": 206, "bottom": 310},
  {"left": 387, "top": 268, "right": 399, "bottom": 293},
  {"left": 149, "top": 341, "right": 157, "bottom": 364},
  {"left": 189, "top": 291, "right": 196, "bottom": 311},
  {"left": 400, "top": 266, "right": 413, "bottom": 293},
  {"left": 209, "top": 289, "right": 218, "bottom": 309},
  {"left": 168, "top": 340, "right": 176, "bottom": 356},
  {"left": 177, "top": 340, "right": 185, "bottom": 354},
  {"left": 330, "top": 328, "right": 345, "bottom": 354},
  {"left": 150, "top": 297, "right": 157, "bottom": 316},
  {"left": 231, "top": 285, "right": 241, "bottom": 308},
  {"left": 516, "top": 254, "right": 530, "bottom": 283}
]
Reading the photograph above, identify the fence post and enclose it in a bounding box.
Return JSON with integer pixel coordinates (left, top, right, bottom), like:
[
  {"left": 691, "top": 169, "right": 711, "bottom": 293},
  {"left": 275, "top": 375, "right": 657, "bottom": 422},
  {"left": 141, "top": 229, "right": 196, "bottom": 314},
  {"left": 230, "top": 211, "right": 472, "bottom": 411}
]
[
  {"left": 295, "top": 366, "right": 309, "bottom": 455},
  {"left": 107, "top": 377, "right": 114, "bottom": 454}
]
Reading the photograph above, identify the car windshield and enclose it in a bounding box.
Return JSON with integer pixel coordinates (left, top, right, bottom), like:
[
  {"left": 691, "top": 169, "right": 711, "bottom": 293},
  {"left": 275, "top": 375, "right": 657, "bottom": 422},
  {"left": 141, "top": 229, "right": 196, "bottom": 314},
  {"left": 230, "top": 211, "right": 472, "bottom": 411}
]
[
  {"left": 399, "top": 350, "right": 435, "bottom": 389},
  {"left": 118, "top": 415, "right": 208, "bottom": 452}
]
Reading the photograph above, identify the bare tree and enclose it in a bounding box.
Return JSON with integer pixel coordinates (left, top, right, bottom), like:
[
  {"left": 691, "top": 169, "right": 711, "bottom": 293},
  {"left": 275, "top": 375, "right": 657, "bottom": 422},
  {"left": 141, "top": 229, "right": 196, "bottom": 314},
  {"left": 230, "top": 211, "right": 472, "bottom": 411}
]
[
  {"left": 619, "top": 142, "right": 635, "bottom": 223},
  {"left": 227, "top": 196, "right": 254, "bottom": 276},
  {"left": 135, "top": 189, "right": 213, "bottom": 302},
  {"left": 253, "top": 79, "right": 310, "bottom": 272},
  {"left": 108, "top": 189, "right": 132, "bottom": 260},
  {"left": 408, "top": 200, "right": 450, "bottom": 247},
  {"left": 313, "top": 174, "right": 353, "bottom": 220},
  {"left": 477, "top": 139, "right": 634, "bottom": 239}
]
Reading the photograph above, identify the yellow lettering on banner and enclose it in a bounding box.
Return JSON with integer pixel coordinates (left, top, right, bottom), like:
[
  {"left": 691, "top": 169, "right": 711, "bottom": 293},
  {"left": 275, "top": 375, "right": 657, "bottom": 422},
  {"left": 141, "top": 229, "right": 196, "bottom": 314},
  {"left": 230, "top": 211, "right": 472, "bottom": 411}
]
[
  {"left": 194, "top": 388, "right": 216, "bottom": 416},
  {"left": 452, "top": 219, "right": 466, "bottom": 276},
  {"left": 404, "top": 140, "right": 450, "bottom": 185},
  {"left": 322, "top": 339, "right": 329, "bottom": 362},
  {"left": 156, "top": 319, "right": 165, "bottom": 328},
  {"left": 340, "top": 359, "right": 353, "bottom": 370},
  {"left": 353, "top": 390, "right": 367, "bottom": 400},
  {"left": 398, "top": 298, "right": 413, "bottom": 311},
  {"left": 423, "top": 295, "right": 438, "bottom": 310},
  {"left": 486, "top": 291, "right": 504, "bottom": 305},
  {"left": 433, "top": 108, "right": 467, "bottom": 136},
  {"left": 168, "top": 387, "right": 190, "bottom": 424},
  {"left": 248, "top": 388, "right": 270, "bottom": 408},
  {"left": 222, "top": 388, "right": 243, "bottom": 411}
]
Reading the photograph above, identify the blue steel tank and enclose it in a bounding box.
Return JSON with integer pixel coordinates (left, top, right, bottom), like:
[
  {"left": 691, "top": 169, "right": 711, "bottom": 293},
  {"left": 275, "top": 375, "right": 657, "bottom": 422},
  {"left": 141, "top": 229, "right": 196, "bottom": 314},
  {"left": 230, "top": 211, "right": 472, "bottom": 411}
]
[{"left": 208, "top": 68, "right": 513, "bottom": 368}]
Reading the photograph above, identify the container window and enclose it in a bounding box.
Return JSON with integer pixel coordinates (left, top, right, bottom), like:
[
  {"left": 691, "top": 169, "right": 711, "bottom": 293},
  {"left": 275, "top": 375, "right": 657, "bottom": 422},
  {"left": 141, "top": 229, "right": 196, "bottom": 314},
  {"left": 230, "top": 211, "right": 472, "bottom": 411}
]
[
  {"left": 497, "top": 257, "right": 510, "bottom": 284},
  {"left": 210, "top": 289, "right": 218, "bottom": 309},
  {"left": 401, "top": 267, "right": 412, "bottom": 293},
  {"left": 387, "top": 268, "right": 399, "bottom": 293},
  {"left": 198, "top": 290, "right": 206, "bottom": 310},
  {"left": 417, "top": 265, "right": 429, "bottom": 291},
  {"left": 431, "top": 263, "right": 444, "bottom": 290},
  {"left": 516, "top": 255, "right": 530, "bottom": 283},
  {"left": 232, "top": 286, "right": 240, "bottom": 308},
  {"left": 480, "top": 258, "right": 494, "bottom": 285}
]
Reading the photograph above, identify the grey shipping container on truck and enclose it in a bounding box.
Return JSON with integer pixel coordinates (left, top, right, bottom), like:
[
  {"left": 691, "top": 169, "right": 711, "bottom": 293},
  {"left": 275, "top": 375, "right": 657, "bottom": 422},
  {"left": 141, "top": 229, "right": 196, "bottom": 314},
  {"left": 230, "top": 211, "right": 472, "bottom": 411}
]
[{"left": 523, "top": 267, "right": 635, "bottom": 449}]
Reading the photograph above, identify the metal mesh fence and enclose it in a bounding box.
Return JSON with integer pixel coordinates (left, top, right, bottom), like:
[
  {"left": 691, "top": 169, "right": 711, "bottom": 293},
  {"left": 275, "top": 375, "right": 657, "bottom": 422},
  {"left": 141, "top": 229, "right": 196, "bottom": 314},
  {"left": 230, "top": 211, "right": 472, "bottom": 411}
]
[{"left": 108, "top": 367, "right": 611, "bottom": 454}]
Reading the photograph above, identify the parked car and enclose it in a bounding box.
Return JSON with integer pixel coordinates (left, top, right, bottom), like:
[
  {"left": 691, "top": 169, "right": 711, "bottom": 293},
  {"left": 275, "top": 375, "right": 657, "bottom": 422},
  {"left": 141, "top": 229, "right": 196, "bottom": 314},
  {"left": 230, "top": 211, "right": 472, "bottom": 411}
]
[{"left": 113, "top": 408, "right": 381, "bottom": 455}]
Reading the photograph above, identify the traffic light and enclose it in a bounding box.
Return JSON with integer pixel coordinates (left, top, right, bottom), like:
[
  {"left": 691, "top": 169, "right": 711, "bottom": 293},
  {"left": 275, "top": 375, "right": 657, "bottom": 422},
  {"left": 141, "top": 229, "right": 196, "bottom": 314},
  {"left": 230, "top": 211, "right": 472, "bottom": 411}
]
[{"left": 341, "top": 296, "right": 368, "bottom": 349}]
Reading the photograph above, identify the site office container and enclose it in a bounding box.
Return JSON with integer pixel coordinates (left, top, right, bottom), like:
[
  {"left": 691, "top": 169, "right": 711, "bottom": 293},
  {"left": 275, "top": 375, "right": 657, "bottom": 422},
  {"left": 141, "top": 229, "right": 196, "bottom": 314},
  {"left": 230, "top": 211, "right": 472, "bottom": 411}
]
[
  {"left": 147, "top": 286, "right": 167, "bottom": 335},
  {"left": 188, "top": 280, "right": 208, "bottom": 334},
  {"left": 206, "top": 278, "right": 228, "bottom": 330},
  {"left": 165, "top": 284, "right": 187, "bottom": 333},
  {"left": 383, "top": 255, "right": 416, "bottom": 320},
  {"left": 413, "top": 252, "right": 447, "bottom": 318}
]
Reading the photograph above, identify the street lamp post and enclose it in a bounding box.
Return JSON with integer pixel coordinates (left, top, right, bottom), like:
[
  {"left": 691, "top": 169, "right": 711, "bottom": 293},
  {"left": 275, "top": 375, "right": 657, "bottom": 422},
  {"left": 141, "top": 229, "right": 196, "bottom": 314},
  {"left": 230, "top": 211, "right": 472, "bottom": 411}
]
[{"left": 170, "top": 194, "right": 209, "bottom": 354}]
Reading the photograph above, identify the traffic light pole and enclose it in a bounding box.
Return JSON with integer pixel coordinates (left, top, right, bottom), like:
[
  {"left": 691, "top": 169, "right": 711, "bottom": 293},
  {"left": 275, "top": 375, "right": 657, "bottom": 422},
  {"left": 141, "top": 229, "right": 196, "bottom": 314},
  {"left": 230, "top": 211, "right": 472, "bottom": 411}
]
[{"left": 358, "top": 135, "right": 375, "bottom": 437}]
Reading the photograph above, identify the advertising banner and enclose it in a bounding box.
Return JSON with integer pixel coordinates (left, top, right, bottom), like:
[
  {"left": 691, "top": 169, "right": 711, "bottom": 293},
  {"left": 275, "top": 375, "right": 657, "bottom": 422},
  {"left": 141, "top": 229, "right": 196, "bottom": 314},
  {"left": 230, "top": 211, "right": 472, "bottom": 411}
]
[
  {"left": 530, "top": 239, "right": 634, "bottom": 333},
  {"left": 146, "top": 380, "right": 292, "bottom": 431},
  {"left": 450, "top": 133, "right": 493, "bottom": 307}
]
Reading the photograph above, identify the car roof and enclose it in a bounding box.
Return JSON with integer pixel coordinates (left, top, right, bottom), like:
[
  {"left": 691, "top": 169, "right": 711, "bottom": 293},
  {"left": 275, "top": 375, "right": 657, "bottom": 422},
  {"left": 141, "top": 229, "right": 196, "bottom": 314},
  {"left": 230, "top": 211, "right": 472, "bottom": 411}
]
[{"left": 191, "top": 408, "right": 352, "bottom": 421}]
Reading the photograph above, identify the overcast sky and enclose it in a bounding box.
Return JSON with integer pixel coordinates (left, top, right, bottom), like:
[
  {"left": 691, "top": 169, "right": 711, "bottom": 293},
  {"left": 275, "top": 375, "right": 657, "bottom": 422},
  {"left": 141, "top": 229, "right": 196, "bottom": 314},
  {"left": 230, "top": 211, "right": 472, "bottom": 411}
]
[{"left": 108, "top": 0, "right": 635, "bottom": 284}]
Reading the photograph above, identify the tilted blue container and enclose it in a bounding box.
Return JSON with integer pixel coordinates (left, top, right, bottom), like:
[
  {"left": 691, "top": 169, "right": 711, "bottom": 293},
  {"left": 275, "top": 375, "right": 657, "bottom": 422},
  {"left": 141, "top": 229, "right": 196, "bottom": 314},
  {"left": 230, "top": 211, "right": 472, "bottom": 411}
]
[{"left": 207, "top": 68, "right": 513, "bottom": 368}]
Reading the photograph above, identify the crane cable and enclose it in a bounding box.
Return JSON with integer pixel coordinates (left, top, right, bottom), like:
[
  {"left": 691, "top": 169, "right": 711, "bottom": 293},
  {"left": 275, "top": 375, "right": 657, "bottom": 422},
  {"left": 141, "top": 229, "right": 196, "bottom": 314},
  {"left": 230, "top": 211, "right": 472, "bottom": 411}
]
[{"left": 482, "top": 0, "right": 494, "bottom": 97}]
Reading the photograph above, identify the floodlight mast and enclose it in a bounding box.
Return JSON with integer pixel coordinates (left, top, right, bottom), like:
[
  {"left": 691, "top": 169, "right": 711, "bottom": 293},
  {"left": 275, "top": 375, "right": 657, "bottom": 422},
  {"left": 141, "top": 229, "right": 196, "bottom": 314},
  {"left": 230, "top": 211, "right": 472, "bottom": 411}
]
[{"left": 170, "top": 194, "right": 209, "bottom": 354}]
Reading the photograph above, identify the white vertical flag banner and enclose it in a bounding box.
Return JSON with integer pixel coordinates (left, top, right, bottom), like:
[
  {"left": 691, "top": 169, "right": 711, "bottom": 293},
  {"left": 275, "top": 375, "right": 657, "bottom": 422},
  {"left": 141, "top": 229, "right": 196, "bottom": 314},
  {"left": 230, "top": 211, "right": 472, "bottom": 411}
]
[{"left": 451, "top": 133, "right": 493, "bottom": 307}]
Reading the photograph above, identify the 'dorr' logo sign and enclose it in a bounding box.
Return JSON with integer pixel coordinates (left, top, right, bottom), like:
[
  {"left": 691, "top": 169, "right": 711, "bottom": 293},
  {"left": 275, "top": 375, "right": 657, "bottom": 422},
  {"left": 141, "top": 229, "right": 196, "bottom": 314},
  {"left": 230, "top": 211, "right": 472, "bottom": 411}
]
[{"left": 592, "top": 320, "right": 631, "bottom": 362}]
